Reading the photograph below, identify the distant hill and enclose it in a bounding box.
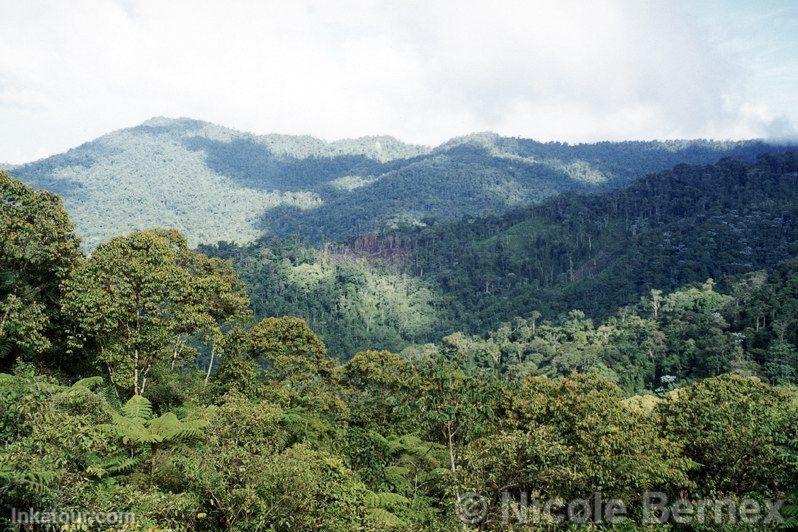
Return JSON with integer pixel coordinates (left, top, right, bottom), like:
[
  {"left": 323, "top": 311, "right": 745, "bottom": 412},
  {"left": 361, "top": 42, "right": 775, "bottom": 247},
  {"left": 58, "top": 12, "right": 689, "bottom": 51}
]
[
  {"left": 9, "top": 117, "right": 426, "bottom": 249},
  {"left": 401, "top": 151, "right": 798, "bottom": 332},
  {"left": 207, "top": 152, "right": 798, "bottom": 356},
  {"left": 9, "top": 117, "right": 788, "bottom": 248},
  {"left": 254, "top": 134, "right": 789, "bottom": 242}
]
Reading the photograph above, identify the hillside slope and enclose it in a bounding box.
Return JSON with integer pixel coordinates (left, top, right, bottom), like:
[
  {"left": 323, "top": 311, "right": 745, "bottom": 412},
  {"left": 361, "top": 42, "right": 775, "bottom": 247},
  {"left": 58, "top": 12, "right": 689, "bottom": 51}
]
[
  {"left": 210, "top": 152, "right": 798, "bottom": 355},
  {"left": 10, "top": 117, "right": 783, "bottom": 248},
  {"left": 10, "top": 117, "right": 426, "bottom": 249},
  {"left": 404, "top": 151, "right": 798, "bottom": 331}
]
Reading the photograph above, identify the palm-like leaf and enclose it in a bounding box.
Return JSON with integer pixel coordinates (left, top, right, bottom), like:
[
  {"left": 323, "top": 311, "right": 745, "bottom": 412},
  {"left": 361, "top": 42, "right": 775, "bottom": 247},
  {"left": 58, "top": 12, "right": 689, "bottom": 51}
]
[
  {"left": 0, "top": 464, "right": 57, "bottom": 495},
  {"left": 107, "top": 414, "right": 152, "bottom": 444},
  {"left": 72, "top": 376, "right": 104, "bottom": 390},
  {"left": 365, "top": 508, "right": 406, "bottom": 528},
  {"left": 100, "top": 394, "right": 209, "bottom": 481},
  {"left": 122, "top": 394, "right": 152, "bottom": 420},
  {"left": 86, "top": 454, "right": 141, "bottom": 478}
]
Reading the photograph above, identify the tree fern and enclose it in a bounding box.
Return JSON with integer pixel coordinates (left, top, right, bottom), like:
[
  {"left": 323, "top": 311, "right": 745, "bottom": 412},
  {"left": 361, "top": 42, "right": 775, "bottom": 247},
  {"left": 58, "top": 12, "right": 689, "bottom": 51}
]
[
  {"left": 72, "top": 376, "right": 104, "bottom": 390},
  {"left": 364, "top": 491, "right": 410, "bottom": 529},
  {"left": 103, "top": 394, "right": 208, "bottom": 481},
  {"left": 0, "top": 463, "right": 57, "bottom": 496},
  {"left": 86, "top": 453, "right": 141, "bottom": 478},
  {"left": 365, "top": 507, "right": 406, "bottom": 529},
  {"left": 364, "top": 490, "right": 410, "bottom": 510},
  {"left": 122, "top": 394, "right": 152, "bottom": 421}
]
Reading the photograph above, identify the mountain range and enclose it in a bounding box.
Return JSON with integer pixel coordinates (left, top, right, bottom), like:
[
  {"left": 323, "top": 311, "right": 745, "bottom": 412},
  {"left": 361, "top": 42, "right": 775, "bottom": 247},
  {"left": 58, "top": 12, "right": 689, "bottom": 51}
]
[
  {"left": 203, "top": 152, "right": 798, "bottom": 355},
  {"left": 8, "top": 117, "right": 786, "bottom": 249}
]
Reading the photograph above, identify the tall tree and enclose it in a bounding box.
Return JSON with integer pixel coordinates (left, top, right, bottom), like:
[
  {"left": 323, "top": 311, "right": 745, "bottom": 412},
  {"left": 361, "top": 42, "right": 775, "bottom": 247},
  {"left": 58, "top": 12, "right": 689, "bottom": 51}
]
[
  {"left": 0, "top": 171, "right": 82, "bottom": 370},
  {"left": 61, "top": 229, "right": 248, "bottom": 396}
]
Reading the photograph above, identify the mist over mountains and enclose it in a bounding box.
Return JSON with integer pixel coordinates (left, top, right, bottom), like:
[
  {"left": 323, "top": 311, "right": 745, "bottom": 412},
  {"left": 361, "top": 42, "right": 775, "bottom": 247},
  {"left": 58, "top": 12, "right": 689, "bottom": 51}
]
[{"left": 8, "top": 117, "right": 786, "bottom": 249}]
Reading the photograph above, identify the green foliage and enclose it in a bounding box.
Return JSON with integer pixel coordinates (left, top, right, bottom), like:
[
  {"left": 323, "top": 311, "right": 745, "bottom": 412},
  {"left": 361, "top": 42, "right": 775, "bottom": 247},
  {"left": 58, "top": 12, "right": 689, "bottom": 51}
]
[
  {"left": 341, "top": 349, "right": 420, "bottom": 430},
  {"left": 201, "top": 238, "right": 440, "bottom": 356},
  {"left": 261, "top": 136, "right": 783, "bottom": 244},
  {"left": 12, "top": 118, "right": 781, "bottom": 251},
  {"left": 658, "top": 374, "right": 798, "bottom": 495},
  {"left": 103, "top": 394, "right": 208, "bottom": 482},
  {"left": 208, "top": 152, "right": 798, "bottom": 361},
  {"left": 10, "top": 118, "right": 426, "bottom": 250},
  {"left": 0, "top": 170, "right": 82, "bottom": 371},
  {"left": 400, "top": 152, "right": 798, "bottom": 335},
  {"left": 61, "top": 229, "right": 250, "bottom": 396},
  {"left": 411, "top": 277, "right": 784, "bottom": 392},
  {"left": 4, "top": 163, "right": 798, "bottom": 529}
]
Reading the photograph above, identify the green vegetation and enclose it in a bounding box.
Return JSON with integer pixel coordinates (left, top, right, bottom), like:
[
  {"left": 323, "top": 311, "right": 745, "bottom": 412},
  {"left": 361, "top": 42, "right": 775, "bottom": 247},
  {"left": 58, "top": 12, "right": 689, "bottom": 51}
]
[
  {"left": 199, "top": 238, "right": 440, "bottom": 356},
  {"left": 264, "top": 135, "right": 786, "bottom": 244},
  {"left": 2, "top": 169, "right": 797, "bottom": 529},
  {"left": 207, "top": 153, "right": 798, "bottom": 365},
  {"left": 7, "top": 117, "right": 430, "bottom": 250},
  {"left": 11, "top": 117, "right": 785, "bottom": 249},
  {"left": 415, "top": 273, "right": 798, "bottom": 392},
  {"left": 0, "top": 171, "right": 82, "bottom": 371},
  {"left": 402, "top": 151, "right": 798, "bottom": 329}
]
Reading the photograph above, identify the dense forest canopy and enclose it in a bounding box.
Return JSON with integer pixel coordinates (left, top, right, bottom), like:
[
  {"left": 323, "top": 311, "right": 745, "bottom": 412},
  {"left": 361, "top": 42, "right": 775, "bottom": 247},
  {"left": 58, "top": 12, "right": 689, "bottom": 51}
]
[
  {"left": 203, "top": 152, "right": 798, "bottom": 361},
  {"left": 9, "top": 117, "right": 789, "bottom": 249},
  {"left": 1, "top": 168, "right": 797, "bottom": 529}
]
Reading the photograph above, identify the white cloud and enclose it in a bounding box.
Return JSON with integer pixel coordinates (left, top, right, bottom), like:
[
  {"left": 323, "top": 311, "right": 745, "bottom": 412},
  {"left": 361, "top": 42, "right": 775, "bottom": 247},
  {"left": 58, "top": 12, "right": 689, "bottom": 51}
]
[{"left": 0, "top": 0, "right": 795, "bottom": 163}]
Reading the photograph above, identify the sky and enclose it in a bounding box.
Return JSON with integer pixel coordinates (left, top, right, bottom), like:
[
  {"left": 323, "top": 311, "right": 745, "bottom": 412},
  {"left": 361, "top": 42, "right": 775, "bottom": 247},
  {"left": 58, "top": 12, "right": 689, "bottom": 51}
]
[{"left": 1, "top": 0, "right": 796, "bottom": 164}]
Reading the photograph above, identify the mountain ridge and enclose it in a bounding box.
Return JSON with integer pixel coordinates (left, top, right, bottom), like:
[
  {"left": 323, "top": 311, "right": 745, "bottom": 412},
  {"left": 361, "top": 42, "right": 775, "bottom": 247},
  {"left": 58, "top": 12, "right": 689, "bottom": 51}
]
[
  {"left": 8, "top": 116, "right": 791, "bottom": 249},
  {"left": 204, "top": 151, "right": 798, "bottom": 355}
]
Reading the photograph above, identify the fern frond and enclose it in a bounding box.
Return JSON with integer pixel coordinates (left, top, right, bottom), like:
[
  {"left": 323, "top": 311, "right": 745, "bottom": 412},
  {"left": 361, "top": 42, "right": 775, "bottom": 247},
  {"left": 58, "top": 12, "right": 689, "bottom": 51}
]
[
  {"left": 365, "top": 508, "right": 406, "bottom": 529},
  {"left": 109, "top": 414, "right": 151, "bottom": 444},
  {"left": 148, "top": 412, "right": 182, "bottom": 441},
  {"left": 86, "top": 454, "right": 140, "bottom": 478},
  {"left": 281, "top": 407, "right": 309, "bottom": 425},
  {"left": 148, "top": 412, "right": 208, "bottom": 442},
  {"left": 72, "top": 376, "right": 104, "bottom": 390},
  {"left": 122, "top": 395, "right": 152, "bottom": 420},
  {"left": 174, "top": 418, "right": 209, "bottom": 439},
  {"left": 364, "top": 491, "right": 410, "bottom": 510},
  {"left": 383, "top": 465, "right": 412, "bottom": 490},
  {"left": 0, "top": 464, "right": 57, "bottom": 495}
]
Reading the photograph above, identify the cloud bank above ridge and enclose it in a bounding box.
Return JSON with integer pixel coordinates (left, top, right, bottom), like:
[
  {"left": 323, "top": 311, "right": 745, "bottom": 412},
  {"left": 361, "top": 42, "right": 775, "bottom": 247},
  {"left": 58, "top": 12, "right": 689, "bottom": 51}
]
[{"left": 1, "top": 0, "right": 796, "bottom": 163}]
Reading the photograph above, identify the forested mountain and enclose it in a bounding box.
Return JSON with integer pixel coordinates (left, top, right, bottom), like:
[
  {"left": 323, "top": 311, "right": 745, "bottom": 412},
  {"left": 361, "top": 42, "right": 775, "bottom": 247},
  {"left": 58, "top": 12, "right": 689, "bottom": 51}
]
[
  {"left": 208, "top": 152, "right": 798, "bottom": 356},
  {"left": 9, "top": 118, "right": 427, "bottom": 249},
  {"left": 9, "top": 117, "right": 784, "bottom": 248},
  {"left": 263, "top": 135, "right": 787, "bottom": 243},
  {"left": 403, "top": 151, "right": 798, "bottom": 330},
  {"left": 2, "top": 170, "right": 797, "bottom": 529}
]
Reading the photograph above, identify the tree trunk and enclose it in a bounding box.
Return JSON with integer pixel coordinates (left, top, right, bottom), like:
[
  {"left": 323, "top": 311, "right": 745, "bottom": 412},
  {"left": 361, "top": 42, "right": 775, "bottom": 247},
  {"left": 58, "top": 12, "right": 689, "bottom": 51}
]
[
  {"left": 204, "top": 346, "right": 215, "bottom": 385},
  {"left": 445, "top": 421, "right": 460, "bottom": 501},
  {"left": 150, "top": 442, "right": 158, "bottom": 486}
]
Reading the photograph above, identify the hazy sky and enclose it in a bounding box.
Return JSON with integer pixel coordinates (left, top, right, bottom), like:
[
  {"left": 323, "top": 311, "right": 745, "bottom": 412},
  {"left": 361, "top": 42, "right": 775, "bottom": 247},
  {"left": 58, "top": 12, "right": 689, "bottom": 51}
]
[{"left": 1, "top": 0, "right": 796, "bottom": 163}]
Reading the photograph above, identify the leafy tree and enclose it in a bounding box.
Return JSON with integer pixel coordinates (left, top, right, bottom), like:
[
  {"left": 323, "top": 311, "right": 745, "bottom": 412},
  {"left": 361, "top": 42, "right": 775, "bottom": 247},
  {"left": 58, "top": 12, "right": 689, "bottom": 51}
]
[
  {"left": 0, "top": 171, "right": 82, "bottom": 370},
  {"left": 249, "top": 316, "right": 331, "bottom": 380},
  {"left": 61, "top": 229, "right": 248, "bottom": 396},
  {"left": 505, "top": 374, "right": 693, "bottom": 500},
  {"left": 659, "top": 374, "right": 798, "bottom": 495},
  {"left": 340, "top": 349, "right": 419, "bottom": 431},
  {"left": 415, "top": 354, "right": 504, "bottom": 503}
]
